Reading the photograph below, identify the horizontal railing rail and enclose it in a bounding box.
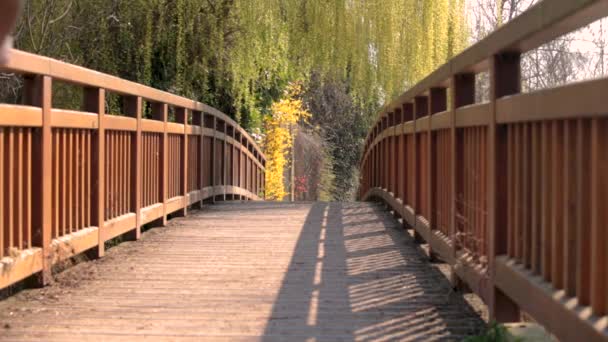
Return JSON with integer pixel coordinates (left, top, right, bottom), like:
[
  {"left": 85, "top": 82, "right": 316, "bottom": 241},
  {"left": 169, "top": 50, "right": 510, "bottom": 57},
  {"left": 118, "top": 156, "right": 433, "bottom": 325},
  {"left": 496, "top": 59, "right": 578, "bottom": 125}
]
[
  {"left": 0, "top": 49, "right": 266, "bottom": 290},
  {"left": 359, "top": 0, "right": 608, "bottom": 341}
]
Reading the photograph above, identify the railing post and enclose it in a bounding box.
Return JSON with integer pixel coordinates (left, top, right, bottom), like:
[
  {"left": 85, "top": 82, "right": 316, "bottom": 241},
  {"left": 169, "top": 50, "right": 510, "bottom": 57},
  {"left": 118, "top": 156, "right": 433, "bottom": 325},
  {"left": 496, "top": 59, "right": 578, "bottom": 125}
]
[
  {"left": 451, "top": 73, "right": 475, "bottom": 286},
  {"left": 402, "top": 103, "right": 413, "bottom": 212},
  {"left": 382, "top": 117, "right": 388, "bottom": 191},
  {"left": 124, "top": 96, "right": 142, "bottom": 240},
  {"left": 176, "top": 108, "right": 188, "bottom": 216},
  {"left": 392, "top": 112, "right": 397, "bottom": 195},
  {"left": 26, "top": 75, "right": 53, "bottom": 285},
  {"left": 394, "top": 109, "right": 402, "bottom": 201},
  {"left": 232, "top": 131, "right": 237, "bottom": 198},
  {"left": 489, "top": 52, "right": 521, "bottom": 322},
  {"left": 152, "top": 103, "right": 168, "bottom": 225},
  {"left": 221, "top": 123, "right": 226, "bottom": 200},
  {"left": 429, "top": 87, "right": 447, "bottom": 232},
  {"left": 246, "top": 142, "right": 250, "bottom": 196},
  {"left": 84, "top": 87, "right": 105, "bottom": 258},
  {"left": 212, "top": 116, "right": 217, "bottom": 202},
  {"left": 413, "top": 96, "right": 427, "bottom": 242},
  {"left": 193, "top": 111, "right": 204, "bottom": 207}
]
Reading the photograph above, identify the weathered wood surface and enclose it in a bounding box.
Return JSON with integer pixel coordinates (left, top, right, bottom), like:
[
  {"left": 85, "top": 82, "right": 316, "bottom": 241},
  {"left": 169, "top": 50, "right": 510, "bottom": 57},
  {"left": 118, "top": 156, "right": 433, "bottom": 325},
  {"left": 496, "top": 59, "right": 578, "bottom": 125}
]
[{"left": 0, "top": 202, "right": 483, "bottom": 341}]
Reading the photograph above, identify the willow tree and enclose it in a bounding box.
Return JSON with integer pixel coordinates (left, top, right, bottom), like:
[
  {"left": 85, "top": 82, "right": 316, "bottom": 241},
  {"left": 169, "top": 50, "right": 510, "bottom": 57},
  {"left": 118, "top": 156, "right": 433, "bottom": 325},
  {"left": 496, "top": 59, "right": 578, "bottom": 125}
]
[
  {"left": 230, "top": 0, "right": 468, "bottom": 123},
  {"left": 234, "top": 0, "right": 468, "bottom": 200}
]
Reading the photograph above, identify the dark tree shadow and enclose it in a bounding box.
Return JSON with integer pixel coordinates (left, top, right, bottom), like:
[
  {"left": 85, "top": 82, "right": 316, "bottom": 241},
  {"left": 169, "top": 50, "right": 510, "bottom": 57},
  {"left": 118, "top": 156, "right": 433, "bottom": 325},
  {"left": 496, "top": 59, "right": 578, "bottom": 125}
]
[{"left": 262, "top": 202, "right": 484, "bottom": 341}]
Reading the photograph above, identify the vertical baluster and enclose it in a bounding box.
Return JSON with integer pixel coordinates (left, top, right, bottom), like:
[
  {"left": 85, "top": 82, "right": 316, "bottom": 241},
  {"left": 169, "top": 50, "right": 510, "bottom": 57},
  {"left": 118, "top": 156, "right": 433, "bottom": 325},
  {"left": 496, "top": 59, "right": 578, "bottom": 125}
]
[
  {"left": 576, "top": 119, "right": 591, "bottom": 305},
  {"left": 563, "top": 120, "right": 576, "bottom": 296},
  {"left": 590, "top": 118, "right": 607, "bottom": 315},
  {"left": 17, "top": 128, "right": 23, "bottom": 249},
  {"left": 541, "top": 122, "right": 551, "bottom": 282},
  {"left": 551, "top": 121, "right": 564, "bottom": 289},
  {"left": 86, "top": 87, "right": 104, "bottom": 256},
  {"left": 522, "top": 124, "right": 530, "bottom": 268},
  {"left": 8, "top": 129, "right": 14, "bottom": 250},
  {"left": 0, "top": 128, "right": 4, "bottom": 257},
  {"left": 531, "top": 123, "right": 541, "bottom": 274}
]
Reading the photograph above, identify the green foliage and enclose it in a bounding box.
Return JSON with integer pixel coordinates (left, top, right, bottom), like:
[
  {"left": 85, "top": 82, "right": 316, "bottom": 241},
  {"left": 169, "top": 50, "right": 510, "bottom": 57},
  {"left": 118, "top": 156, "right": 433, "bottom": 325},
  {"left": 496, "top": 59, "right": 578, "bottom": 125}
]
[
  {"left": 8, "top": 0, "right": 468, "bottom": 199},
  {"left": 303, "top": 72, "right": 369, "bottom": 201},
  {"left": 464, "top": 322, "right": 517, "bottom": 342},
  {"left": 12, "top": 0, "right": 467, "bottom": 133}
]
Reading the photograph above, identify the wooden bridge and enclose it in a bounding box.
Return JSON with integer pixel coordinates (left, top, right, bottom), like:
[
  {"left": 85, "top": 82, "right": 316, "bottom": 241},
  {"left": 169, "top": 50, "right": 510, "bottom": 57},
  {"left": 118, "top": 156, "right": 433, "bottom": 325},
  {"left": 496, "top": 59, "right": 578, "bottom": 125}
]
[
  {"left": 360, "top": 0, "right": 608, "bottom": 341},
  {"left": 0, "top": 0, "right": 607, "bottom": 341},
  {"left": 0, "top": 202, "right": 485, "bottom": 341}
]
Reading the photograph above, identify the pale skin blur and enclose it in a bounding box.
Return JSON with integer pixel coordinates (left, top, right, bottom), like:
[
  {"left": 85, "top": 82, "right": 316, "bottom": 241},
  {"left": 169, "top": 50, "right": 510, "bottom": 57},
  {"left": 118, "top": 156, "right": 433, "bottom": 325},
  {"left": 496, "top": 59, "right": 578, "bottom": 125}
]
[{"left": 0, "top": 0, "right": 22, "bottom": 65}]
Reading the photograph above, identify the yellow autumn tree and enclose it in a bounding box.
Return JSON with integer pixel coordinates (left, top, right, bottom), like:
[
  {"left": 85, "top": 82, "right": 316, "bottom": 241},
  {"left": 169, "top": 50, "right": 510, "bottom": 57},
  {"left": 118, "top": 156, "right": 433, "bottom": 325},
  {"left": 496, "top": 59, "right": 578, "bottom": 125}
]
[{"left": 264, "top": 83, "right": 311, "bottom": 201}]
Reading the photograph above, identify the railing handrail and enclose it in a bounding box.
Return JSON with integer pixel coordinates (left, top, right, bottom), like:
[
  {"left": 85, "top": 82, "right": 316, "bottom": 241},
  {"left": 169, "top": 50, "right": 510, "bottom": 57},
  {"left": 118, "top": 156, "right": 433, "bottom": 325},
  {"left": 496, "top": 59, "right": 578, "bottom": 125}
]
[
  {"left": 0, "top": 48, "right": 266, "bottom": 294},
  {"left": 2, "top": 49, "right": 266, "bottom": 162},
  {"left": 362, "top": 0, "right": 608, "bottom": 155}
]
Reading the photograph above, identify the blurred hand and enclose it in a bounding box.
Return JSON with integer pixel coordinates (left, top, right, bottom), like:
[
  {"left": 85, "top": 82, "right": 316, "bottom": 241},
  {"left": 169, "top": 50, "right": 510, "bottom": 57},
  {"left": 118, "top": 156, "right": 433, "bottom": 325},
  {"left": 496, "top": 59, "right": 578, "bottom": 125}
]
[
  {"left": 0, "top": 0, "right": 21, "bottom": 65},
  {"left": 0, "top": 36, "right": 13, "bottom": 65}
]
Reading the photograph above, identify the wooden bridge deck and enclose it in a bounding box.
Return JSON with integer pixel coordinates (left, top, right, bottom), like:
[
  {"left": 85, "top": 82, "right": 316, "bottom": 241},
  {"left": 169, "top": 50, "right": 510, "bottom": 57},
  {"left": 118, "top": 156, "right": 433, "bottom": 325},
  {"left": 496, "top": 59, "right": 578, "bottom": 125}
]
[{"left": 0, "top": 202, "right": 484, "bottom": 341}]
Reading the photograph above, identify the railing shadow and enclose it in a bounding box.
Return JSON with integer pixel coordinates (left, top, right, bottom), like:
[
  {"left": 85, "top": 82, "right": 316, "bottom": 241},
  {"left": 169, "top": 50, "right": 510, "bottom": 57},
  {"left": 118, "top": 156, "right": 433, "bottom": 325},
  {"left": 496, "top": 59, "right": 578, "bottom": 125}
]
[{"left": 263, "top": 202, "right": 484, "bottom": 341}]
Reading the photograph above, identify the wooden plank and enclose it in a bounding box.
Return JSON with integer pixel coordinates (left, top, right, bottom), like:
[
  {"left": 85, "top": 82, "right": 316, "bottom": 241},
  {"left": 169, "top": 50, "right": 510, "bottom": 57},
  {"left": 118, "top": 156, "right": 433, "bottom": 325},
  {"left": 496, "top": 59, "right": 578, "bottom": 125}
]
[
  {"left": 563, "top": 120, "right": 577, "bottom": 297},
  {"left": 0, "top": 248, "right": 43, "bottom": 289},
  {"left": 165, "top": 196, "right": 185, "bottom": 215},
  {"left": 455, "top": 103, "right": 491, "bottom": 128},
  {"left": 522, "top": 124, "right": 530, "bottom": 268},
  {"left": 178, "top": 108, "right": 188, "bottom": 216},
  {"left": 0, "top": 128, "right": 4, "bottom": 258},
  {"left": 104, "top": 115, "right": 137, "bottom": 132},
  {"left": 140, "top": 203, "right": 163, "bottom": 225},
  {"left": 61, "top": 130, "right": 67, "bottom": 236},
  {"left": 453, "top": 251, "right": 490, "bottom": 302},
  {"left": 125, "top": 97, "right": 142, "bottom": 240},
  {"left": 40, "top": 76, "right": 53, "bottom": 284},
  {"left": 431, "top": 111, "right": 450, "bottom": 130},
  {"left": 51, "top": 227, "right": 99, "bottom": 264},
  {"left": 551, "top": 121, "right": 564, "bottom": 290},
  {"left": 185, "top": 125, "right": 202, "bottom": 135},
  {"left": 488, "top": 53, "right": 521, "bottom": 322},
  {"left": 365, "top": 0, "right": 608, "bottom": 127},
  {"left": 531, "top": 122, "right": 541, "bottom": 274},
  {"left": 590, "top": 118, "right": 607, "bottom": 316},
  {"left": 167, "top": 122, "right": 185, "bottom": 135},
  {"left": 496, "top": 77, "right": 608, "bottom": 124},
  {"left": 84, "top": 88, "right": 107, "bottom": 254},
  {"left": 514, "top": 125, "right": 520, "bottom": 260},
  {"left": 576, "top": 119, "right": 592, "bottom": 306},
  {"left": 0, "top": 105, "right": 43, "bottom": 127},
  {"left": 495, "top": 256, "right": 608, "bottom": 342},
  {"left": 540, "top": 122, "right": 552, "bottom": 282},
  {"left": 51, "top": 109, "right": 97, "bottom": 129},
  {"left": 8, "top": 129, "right": 14, "bottom": 250},
  {"left": 141, "top": 119, "right": 164, "bottom": 133},
  {"left": 17, "top": 128, "right": 23, "bottom": 249},
  {"left": 102, "top": 214, "right": 136, "bottom": 242}
]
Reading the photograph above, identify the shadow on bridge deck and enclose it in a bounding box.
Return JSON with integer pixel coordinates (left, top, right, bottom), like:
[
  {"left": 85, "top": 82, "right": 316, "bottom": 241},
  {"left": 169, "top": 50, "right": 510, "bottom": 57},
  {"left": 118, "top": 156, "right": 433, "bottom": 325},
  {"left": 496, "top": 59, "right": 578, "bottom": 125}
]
[{"left": 262, "top": 202, "right": 484, "bottom": 341}]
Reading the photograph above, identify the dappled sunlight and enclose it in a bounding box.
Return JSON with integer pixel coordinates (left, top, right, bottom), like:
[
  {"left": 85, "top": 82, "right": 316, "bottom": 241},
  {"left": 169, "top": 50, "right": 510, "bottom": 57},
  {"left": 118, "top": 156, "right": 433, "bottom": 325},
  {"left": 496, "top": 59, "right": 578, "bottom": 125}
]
[
  {"left": 263, "top": 202, "right": 483, "bottom": 341},
  {"left": 343, "top": 225, "right": 387, "bottom": 237},
  {"left": 344, "top": 235, "right": 395, "bottom": 253},
  {"left": 354, "top": 309, "right": 451, "bottom": 342},
  {"left": 347, "top": 250, "right": 408, "bottom": 276}
]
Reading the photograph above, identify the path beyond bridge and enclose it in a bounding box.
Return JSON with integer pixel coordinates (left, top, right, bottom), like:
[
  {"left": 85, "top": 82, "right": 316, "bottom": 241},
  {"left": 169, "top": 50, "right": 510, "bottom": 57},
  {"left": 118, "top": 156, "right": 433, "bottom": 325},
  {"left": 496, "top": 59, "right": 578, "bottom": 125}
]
[{"left": 0, "top": 202, "right": 484, "bottom": 341}]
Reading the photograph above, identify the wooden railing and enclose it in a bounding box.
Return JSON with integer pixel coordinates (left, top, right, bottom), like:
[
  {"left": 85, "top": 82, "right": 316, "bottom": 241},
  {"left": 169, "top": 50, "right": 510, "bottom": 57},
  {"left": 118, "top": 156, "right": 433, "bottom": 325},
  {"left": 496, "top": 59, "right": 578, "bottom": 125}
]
[
  {"left": 0, "top": 50, "right": 266, "bottom": 290},
  {"left": 359, "top": 0, "right": 608, "bottom": 341}
]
